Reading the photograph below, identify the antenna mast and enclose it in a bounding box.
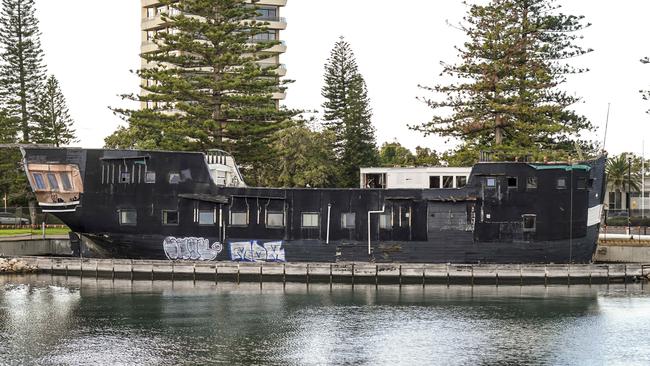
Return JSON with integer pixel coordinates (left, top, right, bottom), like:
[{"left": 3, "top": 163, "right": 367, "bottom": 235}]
[{"left": 602, "top": 103, "right": 611, "bottom": 153}]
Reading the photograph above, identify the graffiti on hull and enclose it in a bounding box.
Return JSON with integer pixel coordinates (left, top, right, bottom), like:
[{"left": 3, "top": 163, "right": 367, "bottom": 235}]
[
  {"left": 230, "top": 241, "right": 286, "bottom": 262},
  {"left": 163, "top": 237, "right": 223, "bottom": 261}
]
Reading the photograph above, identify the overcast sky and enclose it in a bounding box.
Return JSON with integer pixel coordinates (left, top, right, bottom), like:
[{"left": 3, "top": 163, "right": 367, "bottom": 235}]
[{"left": 34, "top": 0, "right": 650, "bottom": 157}]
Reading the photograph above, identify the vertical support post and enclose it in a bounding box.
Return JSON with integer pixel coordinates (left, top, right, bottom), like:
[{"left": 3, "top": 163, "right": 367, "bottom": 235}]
[
  {"left": 171, "top": 262, "right": 175, "bottom": 283},
  {"left": 96, "top": 260, "right": 99, "bottom": 280},
  {"left": 306, "top": 263, "right": 310, "bottom": 284},
  {"left": 399, "top": 264, "right": 402, "bottom": 287},
  {"left": 446, "top": 264, "right": 450, "bottom": 287},
  {"left": 237, "top": 264, "right": 240, "bottom": 284},
  {"left": 351, "top": 263, "right": 355, "bottom": 286},
  {"left": 422, "top": 265, "right": 426, "bottom": 288},
  {"left": 283, "top": 263, "right": 286, "bottom": 284},
  {"left": 495, "top": 265, "right": 499, "bottom": 287},
  {"left": 215, "top": 264, "right": 218, "bottom": 285},
  {"left": 193, "top": 263, "right": 196, "bottom": 284},
  {"left": 259, "top": 264, "right": 263, "bottom": 284},
  {"left": 376, "top": 264, "right": 379, "bottom": 287},
  {"left": 111, "top": 259, "right": 115, "bottom": 282},
  {"left": 471, "top": 265, "right": 474, "bottom": 287},
  {"left": 131, "top": 260, "right": 134, "bottom": 283},
  {"left": 329, "top": 264, "right": 332, "bottom": 286},
  {"left": 544, "top": 265, "right": 547, "bottom": 287},
  {"left": 624, "top": 264, "right": 628, "bottom": 285}
]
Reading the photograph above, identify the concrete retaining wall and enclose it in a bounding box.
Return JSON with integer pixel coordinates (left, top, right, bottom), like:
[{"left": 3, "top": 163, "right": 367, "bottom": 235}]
[
  {"left": 0, "top": 240, "right": 72, "bottom": 257},
  {"left": 9, "top": 257, "right": 648, "bottom": 286}
]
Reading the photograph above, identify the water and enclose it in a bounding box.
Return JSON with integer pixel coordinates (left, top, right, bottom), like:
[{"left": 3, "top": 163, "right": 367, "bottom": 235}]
[{"left": 1, "top": 276, "right": 649, "bottom": 366}]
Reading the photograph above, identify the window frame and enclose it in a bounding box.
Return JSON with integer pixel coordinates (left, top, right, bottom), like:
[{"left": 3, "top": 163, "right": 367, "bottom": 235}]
[
  {"left": 522, "top": 214, "right": 537, "bottom": 233},
  {"left": 46, "top": 173, "right": 59, "bottom": 191},
  {"left": 169, "top": 172, "right": 181, "bottom": 184},
  {"left": 33, "top": 173, "right": 46, "bottom": 190},
  {"left": 162, "top": 210, "right": 179, "bottom": 226},
  {"left": 442, "top": 176, "right": 454, "bottom": 189},
  {"left": 486, "top": 177, "right": 497, "bottom": 188},
  {"left": 198, "top": 210, "right": 216, "bottom": 226},
  {"left": 429, "top": 176, "right": 441, "bottom": 189},
  {"left": 145, "top": 171, "right": 156, "bottom": 184},
  {"left": 341, "top": 212, "right": 356, "bottom": 229},
  {"left": 229, "top": 211, "right": 248, "bottom": 227},
  {"left": 301, "top": 212, "right": 320, "bottom": 229},
  {"left": 526, "top": 177, "right": 538, "bottom": 190},
  {"left": 379, "top": 212, "right": 392, "bottom": 230},
  {"left": 556, "top": 177, "right": 567, "bottom": 190},
  {"left": 507, "top": 177, "right": 518, "bottom": 189},
  {"left": 60, "top": 173, "right": 73, "bottom": 191},
  {"left": 119, "top": 209, "right": 137, "bottom": 226},
  {"left": 265, "top": 211, "right": 285, "bottom": 228},
  {"left": 456, "top": 176, "right": 467, "bottom": 188}
]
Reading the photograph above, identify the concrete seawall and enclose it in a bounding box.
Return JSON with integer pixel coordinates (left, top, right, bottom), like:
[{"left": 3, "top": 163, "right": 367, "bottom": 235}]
[
  {"left": 9, "top": 257, "right": 649, "bottom": 286},
  {"left": 0, "top": 239, "right": 73, "bottom": 257}
]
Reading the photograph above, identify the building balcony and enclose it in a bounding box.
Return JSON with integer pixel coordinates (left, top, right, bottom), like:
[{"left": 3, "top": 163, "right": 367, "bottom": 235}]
[
  {"left": 272, "top": 91, "right": 286, "bottom": 100},
  {"left": 141, "top": 15, "right": 169, "bottom": 31},
  {"left": 141, "top": 40, "right": 158, "bottom": 54},
  {"left": 254, "top": 16, "right": 287, "bottom": 30},
  {"left": 259, "top": 63, "right": 287, "bottom": 76}
]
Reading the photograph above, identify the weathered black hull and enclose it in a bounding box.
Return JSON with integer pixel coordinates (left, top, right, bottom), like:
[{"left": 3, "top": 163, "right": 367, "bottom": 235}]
[
  {"left": 75, "top": 226, "right": 598, "bottom": 264},
  {"left": 22, "top": 148, "right": 607, "bottom": 265}
]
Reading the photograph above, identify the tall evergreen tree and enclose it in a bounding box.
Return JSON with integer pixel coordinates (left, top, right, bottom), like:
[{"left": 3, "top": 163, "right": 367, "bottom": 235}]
[
  {"left": 322, "top": 37, "right": 378, "bottom": 187},
  {"left": 108, "top": 0, "right": 296, "bottom": 184},
  {"left": 33, "top": 75, "right": 76, "bottom": 147},
  {"left": 0, "top": 0, "right": 46, "bottom": 143},
  {"left": 412, "top": 0, "right": 594, "bottom": 162}
]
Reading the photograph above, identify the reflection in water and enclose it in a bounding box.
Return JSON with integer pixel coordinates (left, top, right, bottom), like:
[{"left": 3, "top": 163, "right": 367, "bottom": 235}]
[{"left": 0, "top": 275, "right": 648, "bottom": 365}]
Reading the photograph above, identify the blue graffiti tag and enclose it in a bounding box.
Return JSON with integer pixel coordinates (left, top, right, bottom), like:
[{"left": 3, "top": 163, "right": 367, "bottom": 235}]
[{"left": 229, "top": 241, "right": 286, "bottom": 262}]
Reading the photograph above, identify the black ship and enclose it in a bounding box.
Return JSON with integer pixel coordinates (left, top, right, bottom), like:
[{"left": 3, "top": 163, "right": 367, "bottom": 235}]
[{"left": 20, "top": 147, "right": 606, "bottom": 264}]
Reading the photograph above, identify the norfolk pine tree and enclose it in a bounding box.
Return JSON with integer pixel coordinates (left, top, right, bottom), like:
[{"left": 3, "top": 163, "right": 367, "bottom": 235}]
[
  {"left": 322, "top": 37, "right": 378, "bottom": 187},
  {"left": 108, "top": 0, "right": 296, "bottom": 184},
  {"left": 412, "top": 0, "right": 595, "bottom": 162},
  {"left": 0, "top": 0, "right": 46, "bottom": 143},
  {"left": 33, "top": 75, "right": 76, "bottom": 147}
]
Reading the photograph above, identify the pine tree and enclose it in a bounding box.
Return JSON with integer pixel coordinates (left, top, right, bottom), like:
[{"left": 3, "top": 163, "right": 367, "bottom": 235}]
[
  {"left": 412, "top": 0, "right": 594, "bottom": 162},
  {"left": 322, "top": 37, "right": 378, "bottom": 187},
  {"left": 0, "top": 0, "right": 46, "bottom": 143},
  {"left": 33, "top": 75, "right": 76, "bottom": 147},
  {"left": 108, "top": 0, "right": 296, "bottom": 184}
]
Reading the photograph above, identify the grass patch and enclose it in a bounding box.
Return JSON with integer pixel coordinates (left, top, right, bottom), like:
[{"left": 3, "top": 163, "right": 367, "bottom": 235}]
[{"left": 0, "top": 227, "right": 70, "bottom": 236}]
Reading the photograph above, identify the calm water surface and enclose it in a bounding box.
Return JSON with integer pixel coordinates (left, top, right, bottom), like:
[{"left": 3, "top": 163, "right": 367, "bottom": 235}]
[{"left": 0, "top": 275, "right": 649, "bottom": 365}]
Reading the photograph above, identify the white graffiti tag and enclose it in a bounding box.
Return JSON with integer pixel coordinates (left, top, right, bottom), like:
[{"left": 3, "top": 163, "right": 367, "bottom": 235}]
[
  {"left": 229, "top": 241, "right": 286, "bottom": 262},
  {"left": 163, "top": 237, "right": 223, "bottom": 261}
]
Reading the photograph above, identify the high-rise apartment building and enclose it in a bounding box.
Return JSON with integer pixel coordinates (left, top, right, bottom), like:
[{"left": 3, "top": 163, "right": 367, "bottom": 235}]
[{"left": 140, "top": 0, "right": 288, "bottom": 103}]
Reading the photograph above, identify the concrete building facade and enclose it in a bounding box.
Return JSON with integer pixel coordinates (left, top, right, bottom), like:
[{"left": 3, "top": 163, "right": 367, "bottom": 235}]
[{"left": 140, "top": 0, "right": 288, "bottom": 104}]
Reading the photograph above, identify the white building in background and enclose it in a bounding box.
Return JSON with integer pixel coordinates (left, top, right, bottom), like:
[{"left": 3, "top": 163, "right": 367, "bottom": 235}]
[{"left": 360, "top": 167, "right": 472, "bottom": 189}]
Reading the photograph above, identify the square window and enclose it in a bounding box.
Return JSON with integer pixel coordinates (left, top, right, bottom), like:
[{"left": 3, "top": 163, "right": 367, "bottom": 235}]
[
  {"left": 120, "top": 172, "right": 131, "bottom": 183},
  {"left": 456, "top": 176, "right": 467, "bottom": 188},
  {"left": 47, "top": 173, "right": 59, "bottom": 190},
  {"left": 526, "top": 177, "right": 538, "bottom": 190},
  {"left": 429, "top": 176, "right": 440, "bottom": 189},
  {"left": 199, "top": 210, "right": 215, "bottom": 225},
  {"left": 341, "top": 213, "right": 356, "bottom": 229},
  {"left": 486, "top": 177, "right": 496, "bottom": 188},
  {"left": 443, "top": 176, "right": 453, "bottom": 188},
  {"left": 33, "top": 173, "right": 46, "bottom": 190},
  {"left": 60, "top": 173, "right": 73, "bottom": 191},
  {"left": 522, "top": 214, "right": 536, "bottom": 232},
  {"left": 557, "top": 177, "right": 567, "bottom": 189},
  {"left": 163, "top": 210, "right": 178, "bottom": 225},
  {"left": 169, "top": 172, "right": 180, "bottom": 184},
  {"left": 230, "top": 212, "right": 248, "bottom": 226},
  {"left": 577, "top": 177, "right": 587, "bottom": 190},
  {"left": 379, "top": 213, "right": 391, "bottom": 229},
  {"left": 302, "top": 213, "right": 320, "bottom": 228},
  {"left": 507, "top": 177, "right": 518, "bottom": 188},
  {"left": 266, "top": 212, "right": 284, "bottom": 228},
  {"left": 119, "top": 210, "right": 137, "bottom": 225},
  {"left": 145, "top": 171, "right": 156, "bottom": 184}
]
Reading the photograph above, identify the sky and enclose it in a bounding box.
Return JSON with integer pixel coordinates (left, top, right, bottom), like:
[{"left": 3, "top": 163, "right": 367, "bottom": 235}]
[{"left": 33, "top": 0, "right": 650, "bottom": 157}]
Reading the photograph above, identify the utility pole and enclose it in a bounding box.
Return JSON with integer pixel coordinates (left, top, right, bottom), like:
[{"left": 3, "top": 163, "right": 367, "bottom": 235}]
[
  {"left": 643, "top": 141, "right": 646, "bottom": 219},
  {"left": 628, "top": 154, "right": 632, "bottom": 233}
]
